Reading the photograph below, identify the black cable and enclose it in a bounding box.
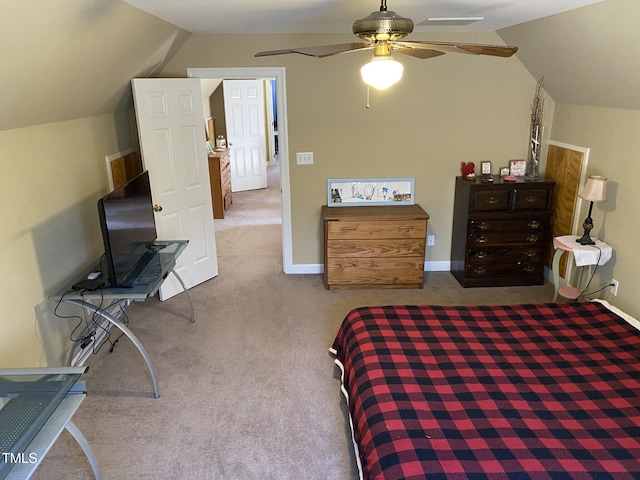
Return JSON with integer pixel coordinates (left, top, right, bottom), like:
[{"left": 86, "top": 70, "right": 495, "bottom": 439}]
[
  {"left": 578, "top": 245, "right": 602, "bottom": 300},
  {"left": 54, "top": 289, "right": 95, "bottom": 344}
]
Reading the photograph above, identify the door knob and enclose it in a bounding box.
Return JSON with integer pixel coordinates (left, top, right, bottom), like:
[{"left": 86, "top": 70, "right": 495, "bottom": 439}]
[{"left": 153, "top": 204, "right": 163, "bottom": 212}]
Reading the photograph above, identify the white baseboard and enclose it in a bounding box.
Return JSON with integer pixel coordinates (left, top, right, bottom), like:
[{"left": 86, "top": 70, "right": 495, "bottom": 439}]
[{"left": 285, "top": 261, "right": 451, "bottom": 275}]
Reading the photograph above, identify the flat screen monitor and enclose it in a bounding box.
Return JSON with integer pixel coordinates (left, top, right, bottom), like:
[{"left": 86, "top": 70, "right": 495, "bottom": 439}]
[{"left": 97, "top": 171, "right": 157, "bottom": 287}]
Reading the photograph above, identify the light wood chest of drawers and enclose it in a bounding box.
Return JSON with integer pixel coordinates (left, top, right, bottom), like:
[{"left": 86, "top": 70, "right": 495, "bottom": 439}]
[
  {"left": 208, "top": 149, "right": 232, "bottom": 219},
  {"left": 450, "top": 176, "right": 554, "bottom": 287},
  {"left": 322, "top": 204, "right": 429, "bottom": 289}
]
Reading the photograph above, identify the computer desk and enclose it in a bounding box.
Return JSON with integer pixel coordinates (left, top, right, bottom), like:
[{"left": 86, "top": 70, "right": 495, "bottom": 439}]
[
  {"left": 51, "top": 241, "right": 193, "bottom": 398},
  {"left": 0, "top": 366, "right": 101, "bottom": 480}
]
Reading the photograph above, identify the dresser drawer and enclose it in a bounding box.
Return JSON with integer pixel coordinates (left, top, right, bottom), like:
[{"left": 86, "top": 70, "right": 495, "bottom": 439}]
[
  {"left": 471, "top": 189, "right": 510, "bottom": 212},
  {"left": 469, "top": 217, "right": 546, "bottom": 233},
  {"left": 326, "top": 220, "right": 426, "bottom": 240},
  {"left": 327, "top": 239, "right": 425, "bottom": 258},
  {"left": 513, "top": 187, "right": 551, "bottom": 210},
  {"left": 467, "top": 246, "right": 542, "bottom": 264},
  {"left": 465, "top": 261, "right": 543, "bottom": 278},
  {"left": 326, "top": 257, "right": 425, "bottom": 287},
  {"left": 468, "top": 231, "right": 544, "bottom": 247}
]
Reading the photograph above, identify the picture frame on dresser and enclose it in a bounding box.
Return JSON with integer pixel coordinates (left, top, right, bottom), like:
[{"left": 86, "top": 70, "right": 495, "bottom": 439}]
[
  {"left": 327, "top": 177, "right": 414, "bottom": 206},
  {"left": 509, "top": 159, "right": 527, "bottom": 176}
]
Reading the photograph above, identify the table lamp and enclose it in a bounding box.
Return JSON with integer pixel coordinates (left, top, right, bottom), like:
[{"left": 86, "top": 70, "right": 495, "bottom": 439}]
[{"left": 576, "top": 175, "right": 607, "bottom": 245}]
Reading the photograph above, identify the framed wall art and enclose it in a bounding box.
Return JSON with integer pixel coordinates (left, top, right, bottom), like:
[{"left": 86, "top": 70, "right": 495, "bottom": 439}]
[{"left": 327, "top": 178, "right": 415, "bottom": 206}]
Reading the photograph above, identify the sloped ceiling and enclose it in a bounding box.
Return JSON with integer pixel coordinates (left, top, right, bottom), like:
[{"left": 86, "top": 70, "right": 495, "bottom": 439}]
[
  {"left": 0, "top": 0, "right": 190, "bottom": 131},
  {"left": 121, "top": 0, "right": 602, "bottom": 34},
  {"left": 498, "top": 0, "right": 640, "bottom": 110},
  {"left": 0, "top": 0, "right": 637, "bottom": 133}
]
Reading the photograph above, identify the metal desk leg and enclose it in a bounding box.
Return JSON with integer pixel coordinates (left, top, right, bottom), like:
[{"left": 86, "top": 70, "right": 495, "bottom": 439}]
[
  {"left": 66, "top": 421, "right": 103, "bottom": 480},
  {"left": 65, "top": 299, "right": 160, "bottom": 398},
  {"left": 171, "top": 269, "right": 195, "bottom": 323}
]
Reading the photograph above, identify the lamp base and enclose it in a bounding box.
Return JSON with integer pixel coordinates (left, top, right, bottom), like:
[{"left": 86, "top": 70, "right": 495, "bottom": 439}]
[
  {"left": 576, "top": 214, "right": 595, "bottom": 245},
  {"left": 576, "top": 232, "right": 595, "bottom": 245}
]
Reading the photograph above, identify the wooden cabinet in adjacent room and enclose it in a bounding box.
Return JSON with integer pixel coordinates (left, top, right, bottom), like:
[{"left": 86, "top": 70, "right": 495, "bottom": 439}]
[
  {"left": 208, "top": 149, "right": 232, "bottom": 219},
  {"left": 322, "top": 204, "right": 429, "bottom": 289},
  {"left": 451, "top": 176, "right": 555, "bottom": 287}
]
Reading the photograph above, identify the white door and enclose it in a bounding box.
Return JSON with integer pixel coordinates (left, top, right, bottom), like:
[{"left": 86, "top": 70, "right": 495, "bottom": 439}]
[
  {"left": 132, "top": 78, "right": 218, "bottom": 300},
  {"left": 223, "top": 79, "right": 268, "bottom": 192}
]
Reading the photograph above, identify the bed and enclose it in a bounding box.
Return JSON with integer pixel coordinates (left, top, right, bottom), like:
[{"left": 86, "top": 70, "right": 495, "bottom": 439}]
[{"left": 330, "top": 301, "right": 640, "bottom": 480}]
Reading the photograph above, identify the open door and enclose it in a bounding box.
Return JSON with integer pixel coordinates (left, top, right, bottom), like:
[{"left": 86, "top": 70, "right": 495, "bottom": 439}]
[
  {"left": 223, "top": 79, "right": 268, "bottom": 192},
  {"left": 132, "top": 78, "right": 218, "bottom": 300}
]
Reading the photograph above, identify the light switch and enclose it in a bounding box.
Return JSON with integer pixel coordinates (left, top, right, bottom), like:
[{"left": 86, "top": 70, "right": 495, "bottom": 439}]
[{"left": 296, "top": 152, "right": 314, "bottom": 165}]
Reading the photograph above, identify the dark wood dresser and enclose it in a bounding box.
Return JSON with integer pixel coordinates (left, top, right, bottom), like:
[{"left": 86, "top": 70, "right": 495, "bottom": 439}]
[
  {"left": 208, "top": 149, "right": 232, "bottom": 219},
  {"left": 322, "top": 204, "right": 429, "bottom": 289},
  {"left": 450, "top": 176, "right": 554, "bottom": 287}
]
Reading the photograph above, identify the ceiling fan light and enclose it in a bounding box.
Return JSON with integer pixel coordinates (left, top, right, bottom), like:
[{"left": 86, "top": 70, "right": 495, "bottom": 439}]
[{"left": 360, "top": 56, "right": 403, "bottom": 90}]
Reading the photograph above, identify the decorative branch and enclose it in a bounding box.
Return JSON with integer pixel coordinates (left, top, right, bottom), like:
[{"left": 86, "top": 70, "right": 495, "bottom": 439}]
[{"left": 531, "top": 77, "right": 545, "bottom": 126}]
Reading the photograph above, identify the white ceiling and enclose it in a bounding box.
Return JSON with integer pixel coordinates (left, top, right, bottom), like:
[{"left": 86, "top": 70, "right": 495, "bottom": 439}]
[{"left": 122, "top": 0, "right": 604, "bottom": 34}]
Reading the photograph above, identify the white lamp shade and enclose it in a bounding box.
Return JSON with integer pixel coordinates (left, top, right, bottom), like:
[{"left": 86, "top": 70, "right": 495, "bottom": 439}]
[
  {"left": 360, "top": 57, "right": 403, "bottom": 90},
  {"left": 579, "top": 175, "right": 607, "bottom": 202}
]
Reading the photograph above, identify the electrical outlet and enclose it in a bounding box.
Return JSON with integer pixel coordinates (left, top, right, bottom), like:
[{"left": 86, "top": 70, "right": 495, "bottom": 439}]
[
  {"left": 427, "top": 235, "right": 435, "bottom": 246},
  {"left": 611, "top": 278, "right": 619, "bottom": 296}
]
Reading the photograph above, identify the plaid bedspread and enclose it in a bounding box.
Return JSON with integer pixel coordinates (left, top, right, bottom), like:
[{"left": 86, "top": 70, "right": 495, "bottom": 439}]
[{"left": 330, "top": 302, "right": 640, "bottom": 480}]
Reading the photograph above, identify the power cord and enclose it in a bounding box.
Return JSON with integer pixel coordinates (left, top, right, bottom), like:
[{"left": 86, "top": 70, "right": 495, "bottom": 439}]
[{"left": 54, "top": 288, "right": 130, "bottom": 356}]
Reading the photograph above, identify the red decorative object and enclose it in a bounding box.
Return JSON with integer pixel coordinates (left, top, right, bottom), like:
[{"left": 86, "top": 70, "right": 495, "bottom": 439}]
[{"left": 460, "top": 162, "right": 475, "bottom": 180}]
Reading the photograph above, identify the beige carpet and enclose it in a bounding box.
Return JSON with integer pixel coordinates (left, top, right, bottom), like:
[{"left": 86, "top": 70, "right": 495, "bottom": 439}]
[{"left": 33, "top": 164, "right": 554, "bottom": 479}]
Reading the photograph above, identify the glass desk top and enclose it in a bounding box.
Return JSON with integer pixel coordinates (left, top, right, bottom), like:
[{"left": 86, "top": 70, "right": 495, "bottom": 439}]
[
  {"left": 0, "top": 367, "right": 87, "bottom": 479},
  {"left": 52, "top": 240, "right": 188, "bottom": 301}
]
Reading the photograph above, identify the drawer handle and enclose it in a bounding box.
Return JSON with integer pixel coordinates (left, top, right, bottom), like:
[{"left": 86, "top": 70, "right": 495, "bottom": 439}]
[
  {"left": 475, "top": 251, "right": 487, "bottom": 260},
  {"left": 523, "top": 250, "right": 538, "bottom": 258},
  {"left": 476, "top": 236, "right": 488, "bottom": 244},
  {"left": 528, "top": 220, "right": 541, "bottom": 229},
  {"left": 523, "top": 266, "right": 535, "bottom": 274},
  {"left": 486, "top": 196, "right": 499, "bottom": 205},
  {"left": 473, "top": 266, "right": 486, "bottom": 275},
  {"left": 525, "top": 195, "right": 537, "bottom": 204},
  {"left": 526, "top": 235, "right": 540, "bottom": 243},
  {"left": 478, "top": 222, "right": 490, "bottom": 231}
]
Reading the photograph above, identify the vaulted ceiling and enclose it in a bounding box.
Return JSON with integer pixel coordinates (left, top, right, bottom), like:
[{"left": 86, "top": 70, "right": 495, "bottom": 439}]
[
  {"left": 121, "top": 0, "right": 603, "bottom": 34},
  {"left": 1, "top": 0, "right": 638, "bottom": 132}
]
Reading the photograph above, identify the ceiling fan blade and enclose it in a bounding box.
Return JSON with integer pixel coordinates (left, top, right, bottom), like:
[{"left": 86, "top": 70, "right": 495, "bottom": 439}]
[
  {"left": 392, "top": 46, "right": 445, "bottom": 60},
  {"left": 396, "top": 40, "right": 518, "bottom": 57},
  {"left": 256, "top": 43, "right": 373, "bottom": 59}
]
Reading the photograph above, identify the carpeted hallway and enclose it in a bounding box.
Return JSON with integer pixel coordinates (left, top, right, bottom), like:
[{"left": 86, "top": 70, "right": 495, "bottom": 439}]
[{"left": 33, "top": 164, "right": 554, "bottom": 479}]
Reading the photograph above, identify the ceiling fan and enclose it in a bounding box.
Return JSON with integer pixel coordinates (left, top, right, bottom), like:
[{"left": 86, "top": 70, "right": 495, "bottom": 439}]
[{"left": 255, "top": 0, "right": 518, "bottom": 90}]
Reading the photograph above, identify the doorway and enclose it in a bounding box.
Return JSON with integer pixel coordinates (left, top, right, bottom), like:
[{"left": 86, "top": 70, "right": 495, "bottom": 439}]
[{"left": 188, "top": 67, "right": 293, "bottom": 274}]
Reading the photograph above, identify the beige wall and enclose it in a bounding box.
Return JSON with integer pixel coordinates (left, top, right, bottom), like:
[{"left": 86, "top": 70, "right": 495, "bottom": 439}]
[
  {"left": 550, "top": 105, "right": 640, "bottom": 317},
  {"left": 161, "top": 32, "right": 549, "bottom": 268},
  {"left": 0, "top": 0, "right": 190, "bottom": 367},
  {"left": 0, "top": 114, "right": 129, "bottom": 366}
]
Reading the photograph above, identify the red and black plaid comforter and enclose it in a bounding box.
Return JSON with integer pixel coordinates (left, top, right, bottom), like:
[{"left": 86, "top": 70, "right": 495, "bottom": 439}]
[{"left": 330, "top": 302, "right": 640, "bottom": 480}]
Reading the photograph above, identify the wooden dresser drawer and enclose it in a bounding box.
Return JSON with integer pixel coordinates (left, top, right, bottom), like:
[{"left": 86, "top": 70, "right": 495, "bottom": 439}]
[
  {"left": 327, "top": 220, "right": 426, "bottom": 240},
  {"left": 471, "top": 189, "right": 510, "bottom": 212},
  {"left": 467, "top": 246, "right": 543, "bottom": 264},
  {"left": 466, "top": 261, "right": 543, "bottom": 278},
  {"left": 513, "top": 187, "right": 551, "bottom": 210},
  {"left": 326, "top": 257, "right": 425, "bottom": 288},
  {"left": 467, "top": 230, "right": 545, "bottom": 247},
  {"left": 469, "top": 217, "right": 545, "bottom": 233},
  {"left": 327, "top": 238, "right": 426, "bottom": 257}
]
